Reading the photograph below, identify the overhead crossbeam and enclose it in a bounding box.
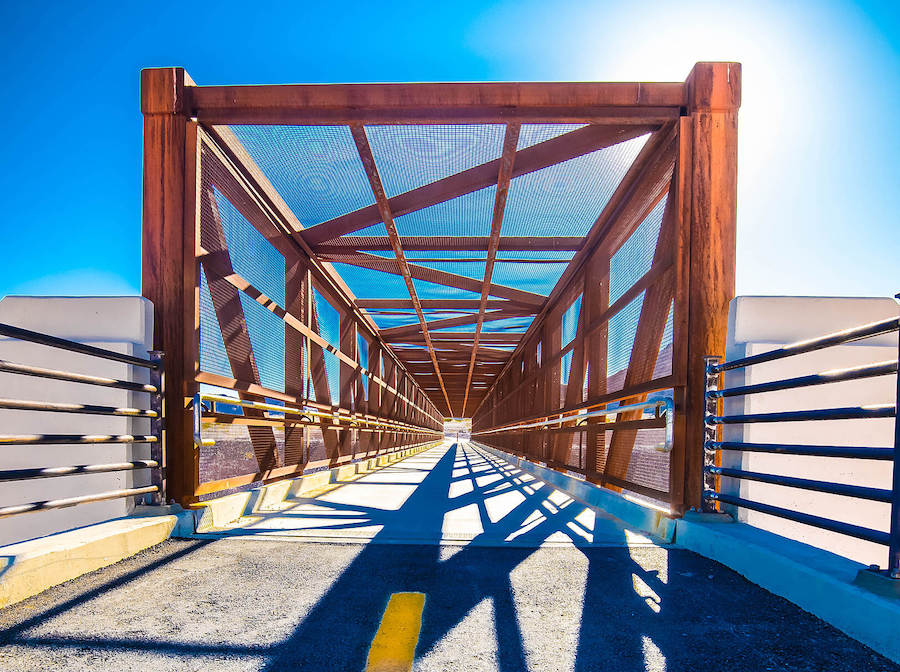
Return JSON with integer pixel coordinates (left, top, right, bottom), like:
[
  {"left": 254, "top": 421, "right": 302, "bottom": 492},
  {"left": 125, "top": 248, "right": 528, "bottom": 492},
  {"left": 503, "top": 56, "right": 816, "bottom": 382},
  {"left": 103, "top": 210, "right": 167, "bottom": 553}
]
[
  {"left": 313, "top": 236, "right": 584, "bottom": 253},
  {"left": 321, "top": 252, "right": 546, "bottom": 307},
  {"left": 349, "top": 124, "right": 455, "bottom": 417},
  {"left": 379, "top": 309, "right": 530, "bottom": 339},
  {"left": 462, "top": 123, "right": 520, "bottom": 416},
  {"left": 301, "top": 123, "right": 657, "bottom": 245}
]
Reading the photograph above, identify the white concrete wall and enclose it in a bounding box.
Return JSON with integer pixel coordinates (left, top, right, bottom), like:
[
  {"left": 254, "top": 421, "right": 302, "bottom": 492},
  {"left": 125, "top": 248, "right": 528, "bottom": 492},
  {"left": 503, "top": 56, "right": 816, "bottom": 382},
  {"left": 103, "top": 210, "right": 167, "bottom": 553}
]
[
  {"left": 721, "top": 296, "right": 898, "bottom": 567},
  {"left": 0, "top": 296, "right": 155, "bottom": 546}
]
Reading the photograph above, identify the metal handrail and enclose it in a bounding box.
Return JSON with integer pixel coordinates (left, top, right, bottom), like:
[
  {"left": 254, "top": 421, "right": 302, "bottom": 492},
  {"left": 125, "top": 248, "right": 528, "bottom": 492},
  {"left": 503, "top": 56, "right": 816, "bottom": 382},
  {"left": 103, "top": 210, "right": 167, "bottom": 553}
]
[
  {"left": 192, "top": 393, "right": 442, "bottom": 449},
  {"left": 0, "top": 322, "right": 159, "bottom": 369},
  {"left": 702, "top": 307, "right": 900, "bottom": 578},
  {"left": 707, "top": 316, "right": 899, "bottom": 374},
  {"left": 472, "top": 397, "right": 675, "bottom": 453},
  {"left": 0, "top": 323, "right": 165, "bottom": 511}
]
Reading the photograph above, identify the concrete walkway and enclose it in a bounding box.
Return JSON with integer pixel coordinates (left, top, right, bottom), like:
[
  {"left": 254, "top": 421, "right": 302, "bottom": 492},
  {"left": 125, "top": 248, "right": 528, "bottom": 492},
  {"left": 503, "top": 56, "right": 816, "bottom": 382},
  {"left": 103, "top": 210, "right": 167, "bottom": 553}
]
[
  {"left": 199, "top": 442, "right": 654, "bottom": 547},
  {"left": 0, "top": 443, "right": 897, "bottom": 671}
]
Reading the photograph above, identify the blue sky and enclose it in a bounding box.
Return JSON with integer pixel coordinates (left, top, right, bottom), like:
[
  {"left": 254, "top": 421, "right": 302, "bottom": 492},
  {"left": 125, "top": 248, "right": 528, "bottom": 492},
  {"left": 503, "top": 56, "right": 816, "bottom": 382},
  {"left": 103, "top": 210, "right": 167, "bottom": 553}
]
[{"left": 0, "top": 0, "right": 897, "bottom": 299}]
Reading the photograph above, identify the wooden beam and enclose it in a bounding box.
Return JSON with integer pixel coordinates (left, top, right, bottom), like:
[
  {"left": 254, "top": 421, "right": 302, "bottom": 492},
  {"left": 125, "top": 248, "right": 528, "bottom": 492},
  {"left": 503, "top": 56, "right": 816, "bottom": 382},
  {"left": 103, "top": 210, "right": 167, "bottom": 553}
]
[
  {"left": 141, "top": 67, "right": 194, "bottom": 505},
  {"left": 584, "top": 252, "right": 610, "bottom": 482},
  {"left": 349, "top": 124, "right": 455, "bottom": 417},
  {"left": 321, "top": 252, "right": 546, "bottom": 306},
  {"left": 198, "top": 124, "right": 421, "bottom": 404},
  {"left": 602, "top": 175, "right": 678, "bottom": 485},
  {"left": 379, "top": 309, "right": 527, "bottom": 338},
  {"left": 388, "top": 333, "right": 522, "bottom": 343},
  {"left": 302, "top": 123, "right": 656, "bottom": 244},
  {"left": 188, "top": 81, "right": 685, "bottom": 126},
  {"left": 313, "top": 236, "right": 583, "bottom": 253},
  {"left": 202, "top": 263, "right": 437, "bottom": 418},
  {"left": 463, "top": 123, "right": 520, "bottom": 416},
  {"left": 358, "top": 299, "right": 529, "bottom": 311},
  {"left": 200, "top": 189, "right": 279, "bottom": 473},
  {"left": 681, "top": 62, "right": 740, "bottom": 511},
  {"left": 473, "top": 122, "right": 678, "bottom": 415}
]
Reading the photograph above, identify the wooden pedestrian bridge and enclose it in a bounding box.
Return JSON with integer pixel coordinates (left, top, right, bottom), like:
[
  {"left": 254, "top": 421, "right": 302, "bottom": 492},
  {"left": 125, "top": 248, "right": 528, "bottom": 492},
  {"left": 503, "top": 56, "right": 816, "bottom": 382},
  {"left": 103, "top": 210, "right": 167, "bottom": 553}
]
[{"left": 0, "top": 62, "right": 898, "bottom": 670}]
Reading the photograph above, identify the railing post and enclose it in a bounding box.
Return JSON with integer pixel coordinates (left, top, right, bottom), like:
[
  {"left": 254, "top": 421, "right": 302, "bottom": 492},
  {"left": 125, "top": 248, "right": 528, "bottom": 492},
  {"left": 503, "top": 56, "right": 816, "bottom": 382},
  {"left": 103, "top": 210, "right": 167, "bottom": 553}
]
[
  {"left": 142, "top": 67, "right": 197, "bottom": 506},
  {"left": 889, "top": 295, "right": 900, "bottom": 577},
  {"left": 147, "top": 350, "right": 165, "bottom": 505},
  {"left": 702, "top": 355, "right": 722, "bottom": 512},
  {"left": 681, "top": 62, "right": 741, "bottom": 510}
]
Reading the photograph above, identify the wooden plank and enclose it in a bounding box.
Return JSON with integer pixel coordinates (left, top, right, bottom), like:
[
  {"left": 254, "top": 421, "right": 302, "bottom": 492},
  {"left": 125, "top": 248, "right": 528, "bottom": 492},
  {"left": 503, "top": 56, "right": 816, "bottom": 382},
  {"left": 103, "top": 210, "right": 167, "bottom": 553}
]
[
  {"left": 313, "top": 236, "right": 584, "bottom": 253},
  {"left": 303, "top": 123, "right": 656, "bottom": 244},
  {"left": 349, "top": 124, "right": 455, "bottom": 416}
]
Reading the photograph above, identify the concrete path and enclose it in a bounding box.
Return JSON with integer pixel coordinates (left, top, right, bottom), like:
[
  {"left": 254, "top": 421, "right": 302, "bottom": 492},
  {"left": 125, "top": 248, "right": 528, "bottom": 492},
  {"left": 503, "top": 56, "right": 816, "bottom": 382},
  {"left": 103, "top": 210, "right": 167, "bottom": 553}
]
[
  {"left": 0, "top": 442, "right": 897, "bottom": 671},
  {"left": 200, "top": 442, "right": 654, "bottom": 547}
]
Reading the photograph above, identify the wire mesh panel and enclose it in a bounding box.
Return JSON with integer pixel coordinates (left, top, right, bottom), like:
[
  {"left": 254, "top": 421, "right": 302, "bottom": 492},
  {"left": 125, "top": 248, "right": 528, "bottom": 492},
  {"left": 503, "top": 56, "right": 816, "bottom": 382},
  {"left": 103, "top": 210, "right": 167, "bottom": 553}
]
[
  {"left": 366, "top": 124, "right": 505, "bottom": 197},
  {"left": 187, "top": 129, "right": 443, "bottom": 501}
]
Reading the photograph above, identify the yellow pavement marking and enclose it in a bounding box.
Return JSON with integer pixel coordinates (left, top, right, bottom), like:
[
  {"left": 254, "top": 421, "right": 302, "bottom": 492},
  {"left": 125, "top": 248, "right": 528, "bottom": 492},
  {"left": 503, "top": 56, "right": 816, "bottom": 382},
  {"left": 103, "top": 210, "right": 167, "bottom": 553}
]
[{"left": 365, "top": 592, "right": 426, "bottom": 672}]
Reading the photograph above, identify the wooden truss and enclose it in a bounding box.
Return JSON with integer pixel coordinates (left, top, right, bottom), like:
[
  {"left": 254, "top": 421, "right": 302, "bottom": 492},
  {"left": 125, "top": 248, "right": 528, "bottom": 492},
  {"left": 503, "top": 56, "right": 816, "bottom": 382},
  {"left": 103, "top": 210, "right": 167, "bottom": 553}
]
[{"left": 142, "top": 63, "right": 739, "bottom": 511}]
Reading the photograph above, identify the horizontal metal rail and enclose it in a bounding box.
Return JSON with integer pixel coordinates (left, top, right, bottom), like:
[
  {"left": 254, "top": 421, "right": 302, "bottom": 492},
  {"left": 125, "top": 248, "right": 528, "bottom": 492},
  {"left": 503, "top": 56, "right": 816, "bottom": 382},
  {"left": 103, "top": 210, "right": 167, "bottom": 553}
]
[
  {"left": 707, "top": 360, "right": 898, "bottom": 399},
  {"left": 0, "top": 398, "right": 158, "bottom": 418},
  {"left": 708, "top": 316, "right": 899, "bottom": 374},
  {"left": 0, "top": 434, "right": 158, "bottom": 445},
  {"left": 703, "top": 491, "right": 890, "bottom": 546},
  {"left": 0, "top": 322, "right": 159, "bottom": 369},
  {"left": 0, "top": 359, "right": 158, "bottom": 393},
  {"left": 0, "top": 325, "right": 166, "bottom": 512},
  {"left": 708, "top": 404, "right": 895, "bottom": 425},
  {"left": 0, "top": 460, "right": 158, "bottom": 482},
  {"left": 0, "top": 486, "right": 159, "bottom": 519},
  {"left": 472, "top": 398, "right": 675, "bottom": 453},
  {"left": 706, "top": 441, "right": 894, "bottom": 460},
  {"left": 703, "top": 307, "right": 900, "bottom": 574},
  {"left": 706, "top": 465, "right": 892, "bottom": 502},
  {"left": 199, "top": 393, "right": 439, "bottom": 432},
  {"left": 193, "top": 393, "right": 441, "bottom": 449}
]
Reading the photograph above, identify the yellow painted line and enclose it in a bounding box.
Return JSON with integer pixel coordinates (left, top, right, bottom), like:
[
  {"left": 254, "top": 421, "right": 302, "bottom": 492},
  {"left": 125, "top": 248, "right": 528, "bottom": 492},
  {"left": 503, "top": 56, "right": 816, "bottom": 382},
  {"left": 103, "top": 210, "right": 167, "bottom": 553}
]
[{"left": 365, "top": 592, "right": 426, "bottom": 672}]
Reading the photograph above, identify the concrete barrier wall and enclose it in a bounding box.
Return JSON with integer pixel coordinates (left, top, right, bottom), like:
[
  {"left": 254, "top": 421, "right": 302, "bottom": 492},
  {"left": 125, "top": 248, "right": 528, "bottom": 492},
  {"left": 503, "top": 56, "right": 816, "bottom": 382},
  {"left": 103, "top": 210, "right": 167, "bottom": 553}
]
[
  {"left": 721, "top": 296, "right": 898, "bottom": 566},
  {"left": 0, "top": 296, "right": 155, "bottom": 546}
]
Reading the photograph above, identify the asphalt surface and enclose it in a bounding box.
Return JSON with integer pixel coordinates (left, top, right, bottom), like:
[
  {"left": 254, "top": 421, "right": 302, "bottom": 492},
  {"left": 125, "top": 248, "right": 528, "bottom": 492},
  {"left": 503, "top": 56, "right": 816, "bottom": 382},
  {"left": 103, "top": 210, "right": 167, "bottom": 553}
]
[{"left": 0, "top": 443, "right": 895, "bottom": 671}]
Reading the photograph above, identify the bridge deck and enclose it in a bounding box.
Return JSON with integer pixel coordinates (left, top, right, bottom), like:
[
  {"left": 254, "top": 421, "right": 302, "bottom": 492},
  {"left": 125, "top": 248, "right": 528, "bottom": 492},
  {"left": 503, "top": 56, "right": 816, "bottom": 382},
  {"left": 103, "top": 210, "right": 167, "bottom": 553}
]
[
  {"left": 0, "top": 443, "right": 896, "bottom": 671},
  {"left": 197, "top": 443, "right": 654, "bottom": 547}
]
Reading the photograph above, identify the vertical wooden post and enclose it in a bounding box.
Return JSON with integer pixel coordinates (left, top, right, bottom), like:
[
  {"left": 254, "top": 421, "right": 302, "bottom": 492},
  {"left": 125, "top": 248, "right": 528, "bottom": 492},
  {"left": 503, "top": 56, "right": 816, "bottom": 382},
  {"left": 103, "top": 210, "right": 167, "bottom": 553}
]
[
  {"left": 584, "top": 253, "right": 610, "bottom": 482},
  {"left": 141, "top": 67, "right": 196, "bottom": 505},
  {"left": 339, "top": 310, "right": 357, "bottom": 456},
  {"left": 680, "top": 62, "right": 740, "bottom": 511},
  {"left": 285, "top": 257, "right": 308, "bottom": 467}
]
